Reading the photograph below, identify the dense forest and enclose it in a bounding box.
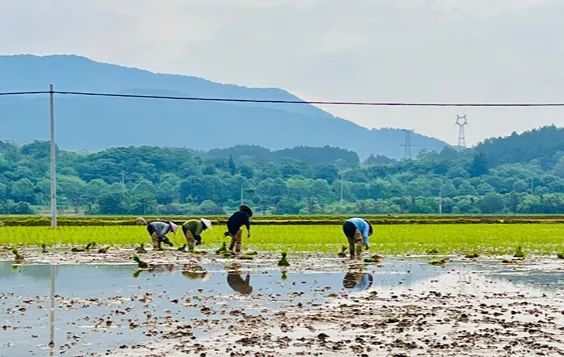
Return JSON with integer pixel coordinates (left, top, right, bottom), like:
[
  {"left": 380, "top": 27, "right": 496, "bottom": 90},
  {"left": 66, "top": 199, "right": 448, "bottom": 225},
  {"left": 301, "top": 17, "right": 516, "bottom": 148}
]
[{"left": 1, "top": 126, "right": 563, "bottom": 215}]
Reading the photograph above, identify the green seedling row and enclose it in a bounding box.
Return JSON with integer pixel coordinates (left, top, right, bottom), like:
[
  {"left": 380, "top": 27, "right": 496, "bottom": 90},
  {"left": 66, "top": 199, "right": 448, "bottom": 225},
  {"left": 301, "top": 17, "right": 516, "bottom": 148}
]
[{"left": 0, "top": 224, "right": 562, "bottom": 255}]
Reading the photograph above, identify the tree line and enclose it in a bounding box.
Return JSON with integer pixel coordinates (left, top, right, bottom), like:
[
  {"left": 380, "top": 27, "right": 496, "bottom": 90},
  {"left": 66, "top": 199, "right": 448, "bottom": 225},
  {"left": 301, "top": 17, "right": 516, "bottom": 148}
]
[{"left": 1, "top": 126, "right": 563, "bottom": 215}]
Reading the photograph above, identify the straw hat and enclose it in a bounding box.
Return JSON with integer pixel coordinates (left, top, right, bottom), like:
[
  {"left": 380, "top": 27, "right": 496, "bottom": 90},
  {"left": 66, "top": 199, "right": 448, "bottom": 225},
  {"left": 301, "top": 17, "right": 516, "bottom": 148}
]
[
  {"left": 200, "top": 218, "right": 212, "bottom": 230},
  {"left": 169, "top": 221, "right": 178, "bottom": 234}
]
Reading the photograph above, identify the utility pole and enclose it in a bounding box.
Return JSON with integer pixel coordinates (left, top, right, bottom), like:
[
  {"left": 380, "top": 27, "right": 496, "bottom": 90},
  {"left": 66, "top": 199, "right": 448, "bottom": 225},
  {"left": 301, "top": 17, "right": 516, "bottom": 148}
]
[
  {"left": 438, "top": 185, "right": 443, "bottom": 215},
  {"left": 339, "top": 171, "right": 344, "bottom": 205},
  {"left": 49, "top": 84, "right": 57, "bottom": 228},
  {"left": 456, "top": 115, "right": 468, "bottom": 148},
  {"left": 240, "top": 181, "right": 244, "bottom": 205},
  {"left": 121, "top": 170, "right": 126, "bottom": 204},
  {"left": 48, "top": 264, "right": 57, "bottom": 352}
]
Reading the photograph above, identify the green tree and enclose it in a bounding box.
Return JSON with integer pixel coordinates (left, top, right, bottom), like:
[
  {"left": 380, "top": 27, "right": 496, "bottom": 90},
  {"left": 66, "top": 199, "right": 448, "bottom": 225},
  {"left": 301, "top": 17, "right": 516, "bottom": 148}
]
[
  {"left": 11, "top": 178, "right": 36, "bottom": 203},
  {"left": 198, "top": 200, "right": 225, "bottom": 215},
  {"left": 98, "top": 192, "right": 126, "bottom": 214},
  {"left": 457, "top": 181, "right": 477, "bottom": 196},
  {"left": 156, "top": 181, "right": 176, "bottom": 204},
  {"left": 477, "top": 192, "right": 505, "bottom": 213},
  {"left": 469, "top": 153, "right": 489, "bottom": 177}
]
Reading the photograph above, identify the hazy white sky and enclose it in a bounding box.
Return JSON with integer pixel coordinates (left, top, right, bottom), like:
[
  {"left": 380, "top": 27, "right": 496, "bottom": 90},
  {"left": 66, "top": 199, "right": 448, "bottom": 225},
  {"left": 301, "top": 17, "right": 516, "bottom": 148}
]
[{"left": 1, "top": 0, "right": 564, "bottom": 145}]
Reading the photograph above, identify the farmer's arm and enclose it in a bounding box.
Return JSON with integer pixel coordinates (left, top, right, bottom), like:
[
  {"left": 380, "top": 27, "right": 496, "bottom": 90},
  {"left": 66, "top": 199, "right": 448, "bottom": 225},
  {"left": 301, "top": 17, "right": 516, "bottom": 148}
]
[
  {"left": 193, "top": 222, "right": 203, "bottom": 244},
  {"left": 155, "top": 223, "right": 169, "bottom": 239},
  {"left": 361, "top": 223, "right": 370, "bottom": 248}
]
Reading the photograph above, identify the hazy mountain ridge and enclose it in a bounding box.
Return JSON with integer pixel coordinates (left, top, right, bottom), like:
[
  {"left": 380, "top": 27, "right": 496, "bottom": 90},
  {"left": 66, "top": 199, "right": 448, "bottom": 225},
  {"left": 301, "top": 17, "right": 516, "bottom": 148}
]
[
  {"left": 475, "top": 125, "right": 564, "bottom": 168},
  {"left": 0, "top": 54, "right": 447, "bottom": 158}
]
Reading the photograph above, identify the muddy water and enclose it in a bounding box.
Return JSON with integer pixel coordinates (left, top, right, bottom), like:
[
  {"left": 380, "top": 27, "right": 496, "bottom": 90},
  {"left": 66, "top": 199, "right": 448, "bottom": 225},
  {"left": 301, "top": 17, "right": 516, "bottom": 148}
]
[{"left": 1, "top": 257, "right": 563, "bottom": 356}]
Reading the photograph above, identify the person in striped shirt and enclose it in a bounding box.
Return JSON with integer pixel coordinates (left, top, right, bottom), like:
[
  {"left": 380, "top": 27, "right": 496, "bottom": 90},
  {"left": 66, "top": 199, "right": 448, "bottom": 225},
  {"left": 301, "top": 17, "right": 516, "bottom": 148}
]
[{"left": 146, "top": 221, "right": 178, "bottom": 250}]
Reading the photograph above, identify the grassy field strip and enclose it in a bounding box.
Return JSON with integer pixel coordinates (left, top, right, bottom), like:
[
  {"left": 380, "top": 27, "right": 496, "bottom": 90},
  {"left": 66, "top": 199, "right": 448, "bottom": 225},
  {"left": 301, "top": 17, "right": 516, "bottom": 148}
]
[
  {"left": 0, "top": 224, "right": 562, "bottom": 255},
  {"left": 1, "top": 215, "right": 564, "bottom": 226}
]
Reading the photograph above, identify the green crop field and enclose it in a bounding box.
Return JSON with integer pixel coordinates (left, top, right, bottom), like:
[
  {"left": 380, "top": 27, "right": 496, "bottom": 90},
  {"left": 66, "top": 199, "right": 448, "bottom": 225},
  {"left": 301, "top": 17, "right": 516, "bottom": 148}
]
[
  {"left": 1, "top": 224, "right": 562, "bottom": 256},
  {"left": 1, "top": 214, "right": 564, "bottom": 226}
]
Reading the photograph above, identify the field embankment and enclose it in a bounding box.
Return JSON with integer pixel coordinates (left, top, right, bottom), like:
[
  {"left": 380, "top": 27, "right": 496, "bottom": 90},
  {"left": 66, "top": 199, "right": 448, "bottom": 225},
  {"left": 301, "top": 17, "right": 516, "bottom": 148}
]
[{"left": 1, "top": 214, "right": 564, "bottom": 226}]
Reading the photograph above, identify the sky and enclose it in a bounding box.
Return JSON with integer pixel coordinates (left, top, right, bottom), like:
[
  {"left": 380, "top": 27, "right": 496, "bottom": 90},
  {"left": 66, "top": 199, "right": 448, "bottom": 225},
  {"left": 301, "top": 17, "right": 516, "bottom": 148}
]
[{"left": 1, "top": 0, "right": 564, "bottom": 145}]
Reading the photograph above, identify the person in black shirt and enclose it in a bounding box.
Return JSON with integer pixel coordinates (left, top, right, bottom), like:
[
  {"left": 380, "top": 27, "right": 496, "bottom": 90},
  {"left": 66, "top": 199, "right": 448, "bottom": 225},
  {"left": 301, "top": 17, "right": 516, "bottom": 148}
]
[{"left": 224, "top": 205, "right": 253, "bottom": 256}]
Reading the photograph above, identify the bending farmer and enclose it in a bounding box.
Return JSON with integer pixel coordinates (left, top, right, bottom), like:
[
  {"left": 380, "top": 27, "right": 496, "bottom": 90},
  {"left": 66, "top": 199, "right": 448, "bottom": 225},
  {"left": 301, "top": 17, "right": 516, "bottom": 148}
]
[
  {"left": 227, "top": 270, "right": 253, "bottom": 295},
  {"left": 146, "top": 221, "right": 178, "bottom": 250},
  {"left": 224, "top": 205, "right": 253, "bottom": 256},
  {"left": 342, "top": 217, "right": 373, "bottom": 259},
  {"left": 182, "top": 218, "right": 212, "bottom": 252}
]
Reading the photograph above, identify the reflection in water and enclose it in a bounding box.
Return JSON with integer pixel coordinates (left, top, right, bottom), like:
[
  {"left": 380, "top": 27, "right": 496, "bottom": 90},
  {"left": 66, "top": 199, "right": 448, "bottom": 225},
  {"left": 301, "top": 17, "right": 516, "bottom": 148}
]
[
  {"left": 181, "top": 265, "right": 210, "bottom": 281},
  {"left": 227, "top": 270, "right": 253, "bottom": 295},
  {"left": 2, "top": 258, "right": 563, "bottom": 357},
  {"left": 343, "top": 265, "right": 373, "bottom": 291},
  {"left": 133, "top": 263, "right": 176, "bottom": 278},
  {"left": 49, "top": 265, "right": 56, "bottom": 357},
  {"left": 148, "top": 263, "right": 175, "bottom": 273}
]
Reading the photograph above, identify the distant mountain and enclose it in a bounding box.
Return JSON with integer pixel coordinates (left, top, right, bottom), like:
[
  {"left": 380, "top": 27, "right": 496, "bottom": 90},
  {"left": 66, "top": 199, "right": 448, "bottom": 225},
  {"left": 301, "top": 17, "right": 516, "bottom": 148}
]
[
  {"left": 475, "top": 125, "right": 564, "bottom": 169},
  {"left": 0, "top": 55, "right": 447, "bottom": 158}
]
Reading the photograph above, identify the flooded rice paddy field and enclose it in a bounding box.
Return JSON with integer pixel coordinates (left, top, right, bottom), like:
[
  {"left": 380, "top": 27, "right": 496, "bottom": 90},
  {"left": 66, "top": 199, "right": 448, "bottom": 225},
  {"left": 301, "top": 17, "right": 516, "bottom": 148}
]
[{"left": 1, "top": 248, "right": 563, "bottom": 356}]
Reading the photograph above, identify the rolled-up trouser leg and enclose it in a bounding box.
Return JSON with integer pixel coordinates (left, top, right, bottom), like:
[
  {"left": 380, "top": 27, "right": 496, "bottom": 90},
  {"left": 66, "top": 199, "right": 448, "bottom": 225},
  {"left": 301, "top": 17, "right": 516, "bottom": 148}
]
[
  {"left": 347, "top": 236, "right": 356, "bottom": 259},
  {"left": 151, "top": 232, "right": 160, "bottom": 249},
  {"left": 228, "top": 235, "right": 235, "bottom": 251},
  {"left": 354, "top": 231, "right": 363, "bottom": 258},
  {"left": 184, "top": 230, "right": 195, "bottom": 252},
  {"left": 233, "top": 229, "right": 243, "bottom": 254}
]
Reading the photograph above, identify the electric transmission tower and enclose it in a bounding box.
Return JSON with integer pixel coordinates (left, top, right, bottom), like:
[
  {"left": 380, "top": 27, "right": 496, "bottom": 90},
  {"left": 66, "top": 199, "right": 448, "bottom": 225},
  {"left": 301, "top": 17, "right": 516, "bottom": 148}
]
[
  {"left": 456, "top": 114, "right": 468, "bottom": 147},
  {"left": 401, "top": 129, "right": 415, "bottom": 159}
]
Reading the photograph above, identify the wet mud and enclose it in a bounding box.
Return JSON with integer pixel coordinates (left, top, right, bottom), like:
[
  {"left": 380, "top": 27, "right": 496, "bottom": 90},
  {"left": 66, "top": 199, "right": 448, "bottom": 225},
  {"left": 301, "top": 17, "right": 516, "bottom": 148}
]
[{"left": 1, "top": 247, "right": 563, "bottom": 356}]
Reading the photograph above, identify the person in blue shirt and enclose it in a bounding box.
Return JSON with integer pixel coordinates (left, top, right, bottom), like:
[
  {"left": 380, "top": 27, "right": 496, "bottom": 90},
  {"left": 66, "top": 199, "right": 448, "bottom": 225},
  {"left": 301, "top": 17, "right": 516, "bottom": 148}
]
[
  {"left": 342, "top": 217, "right": 373, "bottom": 259},
  {"left": 343, "top": 271, "right": 374, "bottom": 290}
]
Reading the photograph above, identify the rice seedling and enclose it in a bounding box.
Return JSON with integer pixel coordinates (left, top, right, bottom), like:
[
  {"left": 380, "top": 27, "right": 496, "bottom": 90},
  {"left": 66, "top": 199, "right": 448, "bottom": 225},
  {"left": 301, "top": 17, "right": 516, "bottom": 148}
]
[
  {"left": 132, "top": 255, "right": 148, "bottom": 269},
  {"left": 215, "top": 242, "right": 228, "bottom": 255},
  {"left": 11, "top": 247, "right": 24, "bottom": 263},
  {"left": 0, "top": 224, "right": 562, "bottom": 255},
  {"left": 429, "top": 257, "right": 448, "bottom": 267},
  {"left": 135, "top": 243, "right": 147, "bottom": 254},
  {"left": 278, "top": 252, "right": 290, "bottom": 267},
  {"left": 513, "top": 246, "right": 526, "bottom": 259},
  {"left": 464, "top": 251, "right": 480, "bottom": 259}
]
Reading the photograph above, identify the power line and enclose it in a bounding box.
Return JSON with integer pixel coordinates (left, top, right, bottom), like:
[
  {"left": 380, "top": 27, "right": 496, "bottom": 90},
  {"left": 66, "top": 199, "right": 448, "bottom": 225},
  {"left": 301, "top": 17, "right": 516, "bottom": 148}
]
[
  {"left": 0, "top": 91, "right": 50, "bottom": 96},
  {"left": 52, "top": 91, "right": 564, "bottom": 107},
  {"left": 2, "top": 89, "right": 564, "bottom": 107}
]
